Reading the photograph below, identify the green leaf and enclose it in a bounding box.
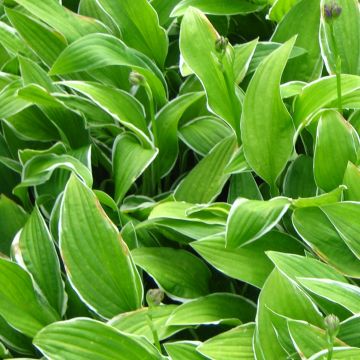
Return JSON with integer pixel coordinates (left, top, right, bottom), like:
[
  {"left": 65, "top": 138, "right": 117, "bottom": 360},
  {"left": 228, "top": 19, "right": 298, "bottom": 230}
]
[
  {"left": 60, "top": 81, "right": 149, "bottom": 143},
  {"left": 0, "top": 80, "right": 30, "bottom": 119},
  {"left": 167, "top": 293, "right": 256, "bottom": 326},
  {"left": 268, "top": 0, "right": 299, "bottom": 22},
  {"left": 172, "top": 0, "right": 264, "bottom": 16},
  {"left": 109, "top": 305, "right": 184, "bottom": 343},
  {"left": 174, "top": 135, "right": 237, "bottom": 203},
  {"left": 233, "top": 39, "right": 258, "bottom": 84},
  {"left": 287, "top": 319, "right": 346, "bottom": 359},
  {"left": 254, "top": 270, "right": 323, "bottom": 360},
  {"left": 0, "top": 258, "right": 59, "bottom": 337},
  {"left": 343, "top": 162, "right": 360, "bottom": 201},
  {"left": 321, "top": 202, "right": 360, "bottom": 258},
  {"left": 12, "top": 207, "right": 65, "bottom": 316},
  {"left": 309, "top": 348, "right": 360, "bottom": 360},
  {"left": 267, "top": 252, "right": 348, "bottom": 284},
  {"left": 113, "top": 133, "right": 158, "bottom": 204},
  {"left": 192, "top": 231, "right": 303, "bottom": 288},
  {"left": 164, "top": 341, "right": 206, "bottom": 360},
  {"left": 226, "top": 197, "right": 291, "bottom": 248},
  {"left": 13, "top": 0, "right": 109, "bottom": 43},
  {"left": 60, "top": 175, "right": 143, "bottom": 318},
  {"left": 293, "top": 206, "right": 360, "bottom": 278},
  {"left": 320, "top": 0, "right": 360, "bottom": 75},
  {"left": 314, "top": 110, "right": 357, "bottom": 192},
  {"left": 338, "top": 315, "right": 360, "bottom": 347},
  {"left": 50, "top": 34, "right": 167, "bottom": 106},
  {"left": 241, "top": 38, "right": 295, "bottom": 189},
  {"left": 271, "top": 0, "right": 322, "bottom": 81},
  {"left": 299, "top": 278, "right": 360, "bottom": 314},
  {"left": 0, "top": 195, "right": 28, "bottom": 255},
  {"left": 0, "top": 20, "right": 31, "bottom": 56},
  {"left": 131, "top": 247, "right": 211, "bottom": 299},
  {"left": 283, "top": 155, "right": 317, "bottom": 198},
  {"left": 6, "top": 8, "right": 67, "bottom": 66},
  {"left": 293, "top": 74, "right": 360, "bottom": 128},
  {"left": 97, "top": 0, "right": 168, "bottom": 67},
  {"left": 154, "top": 92, "right": 204, "bottom": 178},
  {"left": 179, "top": 8, "right": 241, "bottom": 132},
  {"left": 33, "top": 318, "right": 162, "bottom": 360},
  {"left": 197, "top": 323, "right": 255, "bottom": 360}
]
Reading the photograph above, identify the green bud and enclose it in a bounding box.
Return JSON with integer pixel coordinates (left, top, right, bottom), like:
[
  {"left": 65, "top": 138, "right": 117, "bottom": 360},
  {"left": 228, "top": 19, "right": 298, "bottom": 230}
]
[
  {"left": 129, "top": 71, "right": 146, "bottom": 86},
  {"left": 146, "top": 289, "right": 164, "bottom": 307},
  {"left": 215, "top": 36, "right": 228, "bottom": 54},
  {"left": 324, "top": 314, "right": 340, "bottom": 338}
]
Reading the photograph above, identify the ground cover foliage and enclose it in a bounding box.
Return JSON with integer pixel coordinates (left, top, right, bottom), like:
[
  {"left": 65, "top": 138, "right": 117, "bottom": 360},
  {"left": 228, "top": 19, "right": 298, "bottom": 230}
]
[{"left": 0, "top": 0, "right": 359, "bottom": 359}]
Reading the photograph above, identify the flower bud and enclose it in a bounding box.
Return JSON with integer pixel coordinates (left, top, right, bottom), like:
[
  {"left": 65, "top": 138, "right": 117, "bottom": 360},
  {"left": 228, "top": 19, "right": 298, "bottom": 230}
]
[
  {"left": 215, "top": 36, "right": 228, "bottom": 54},
  {"left": 129, "top": 71, "right": 146, "bottom": 86},
  {"left": 146, "top": 289, "right": 164, "bottom": 307},
  {"left": 324, "top": 314, "right": 340, "bottom": 338},
  {"left": 323, "top": 2, "right": 342, "bottom": 21}
]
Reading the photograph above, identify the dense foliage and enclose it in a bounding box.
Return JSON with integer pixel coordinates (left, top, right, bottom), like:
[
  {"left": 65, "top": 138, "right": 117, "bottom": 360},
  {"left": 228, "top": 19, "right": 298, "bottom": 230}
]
[{"left": 0, "top": 0, "right": 359, "bottom": 359}]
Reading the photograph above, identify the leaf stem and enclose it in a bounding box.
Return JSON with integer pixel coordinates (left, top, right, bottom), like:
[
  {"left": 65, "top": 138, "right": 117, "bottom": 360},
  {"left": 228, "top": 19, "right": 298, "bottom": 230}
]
[{"left": 329, "top": 22, "right": 342, "bottom": 114}]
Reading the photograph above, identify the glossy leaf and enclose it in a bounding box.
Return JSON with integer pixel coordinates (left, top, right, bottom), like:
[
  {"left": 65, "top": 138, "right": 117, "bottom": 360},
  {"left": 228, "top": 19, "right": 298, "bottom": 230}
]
[
  {"left": 60, "top": 175, "right": 143, "bottom": 318},
  {"left": 131, "top": 247, "right": 211, "bottom": 299},
  {"left": 241, "top": 38, "right": 295, "bottom": 189},
  {"left": 226, "top": 197, "right": 291, "bottom": 248},
  {"left": 34, "top": 318, "right": 162, "bottom": 360},
  {"left": 167, "top": 293, "right": 256, "bottom": 326}
]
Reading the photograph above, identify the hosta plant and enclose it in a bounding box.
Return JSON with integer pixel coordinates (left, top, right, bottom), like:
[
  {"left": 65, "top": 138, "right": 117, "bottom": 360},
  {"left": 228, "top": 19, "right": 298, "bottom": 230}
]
[{"left": 0, "top": 0, "right": 359, "bottom": 359}]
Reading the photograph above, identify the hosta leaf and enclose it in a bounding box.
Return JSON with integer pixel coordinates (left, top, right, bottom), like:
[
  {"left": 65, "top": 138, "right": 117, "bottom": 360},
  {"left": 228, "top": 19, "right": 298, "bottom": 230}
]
[
  {"left": 60, "top": 175, "right": 143, "bottom": 318},
  {"left": 321, "top": 202, "right": 360, "bottom": 260},
  {"left": 0, "top": 80, "right": 30, "bottom": 119},
  {"left": 293, "top": 207, "right": 360, "bottom": 278},
  {"left": 197, "top": 323, "right": 255, "bottom": 360},
  {"left": 268, "top": 0, "right": 299, "bottom": 23},
  {"left": 314, "top": 110, "right": 357, "bottom": 192},
  {"left": 171, "top": 0, "right": 264, "bottom": 16},
  {"left": 228, "top": 172, "right": 262, "bottom": 203},
  {"left": 113, "top": 133, "right": 158, "bottom": 204},
  {"left": 293, "top": 75, "right": 360, "bottom": 128},
  {"left": 13, "top": 0, "right": 108, "bottom": 43},
  {"left": 192, "top": 232, "right": 303, "bottom": 288},
  {"left": 309, "top": 348, "right": 360, "bottom": 360},
  {"left": 60, "top": 81, "right": 149, "bottom": 143},
  {"left": 50, "top": 34, "right": 167, "bottom": 105},
  {"left": 0, "top": 195, "right": 28, "bottom": 255},
  {"left": 287, "top": 319, "right": 346, "bottom": 359},
  {"left": 131, "top": 247, "right": 211, "bottom": 300},
  {"left": 97, "top": 0, "right": 168, "bottom": 67},
  {"left": 0, "top": 20, "right": 31, "bottom": 56},
  {"left": 0, "top": 258, "right": 59, "bottom": 337},
  {"left": 226, "top": 197, "right": 291, "bottom": 248},
  {"left": 179, "top": 8, "right": 241, "bottom": 132},
  {"left": 299, "top": 278, "right": 360, "bottom": 314},
  {"left": 283, "top": 155, "right": 317, "bottom": 198},
  {"left": 12, "top": 207, "right": 65, "bottom": 316},
  {"left": 19, "top": 153, "right": 93, "bottom": 189},
  {"left": 33, "top": 318, "right": 162, "bottom": 360},
  {"left": 271, "top": 0, "right": 322, "bottom": 82},
  {"left": 343, "top": 162, "right": 360, "bottom": 201},
  {"left": 167, "top": 293, "right": 256, "bottom": 326},
  {"left": 233, "top": 39, "right": 258, "bottom": 84},
  {"left": 6, "top": 8, "right": 66, "bottom": 67},
  {"left": 320, "top": 0, "right": 360, "bottom": 75},
  {"left": 154, "top": 92, "right": 204, "bottom": 178},
  {"left": 164, "top": 341, "right": 206, "bottom": 360},
  {"left": 267, "top": 252, "right": 347, "bottom": 284},
  {"left": 179, "top": 116, "right": 233, "bottom": 156},
  {"left": 241, "top": 38, "right": 295, "bottom": 189},
  {"left": 174, "top": 135, "right": 237, "bottom": 203},
  {"left": 109, "top": 305, "right": 183, "bottom": 343},
  {"left": 254, "top": 270, "right": 323, "bottom": 360},
  {"left": 338, "top": 315, "right": 360, "bottom": 347},
  {"left": 0, "top": 315, "right": 34, "bottom": 355}
]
